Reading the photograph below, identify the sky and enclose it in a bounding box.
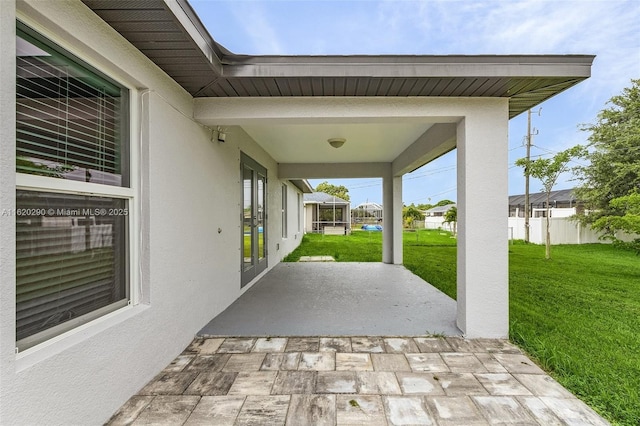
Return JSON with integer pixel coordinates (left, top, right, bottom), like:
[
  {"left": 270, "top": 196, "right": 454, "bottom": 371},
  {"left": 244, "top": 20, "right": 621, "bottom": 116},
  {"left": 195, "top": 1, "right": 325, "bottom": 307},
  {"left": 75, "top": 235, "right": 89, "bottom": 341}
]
[{"left": 191, "top": 0, "right": 640, "bottom": 207}]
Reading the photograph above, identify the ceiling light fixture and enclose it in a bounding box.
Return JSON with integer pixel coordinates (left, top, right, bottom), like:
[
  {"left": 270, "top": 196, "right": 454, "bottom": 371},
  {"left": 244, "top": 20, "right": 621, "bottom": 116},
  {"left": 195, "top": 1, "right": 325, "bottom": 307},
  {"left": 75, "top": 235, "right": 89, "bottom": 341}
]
[{"left": 328, "top": 137, "right": 346, "bottom": 148}]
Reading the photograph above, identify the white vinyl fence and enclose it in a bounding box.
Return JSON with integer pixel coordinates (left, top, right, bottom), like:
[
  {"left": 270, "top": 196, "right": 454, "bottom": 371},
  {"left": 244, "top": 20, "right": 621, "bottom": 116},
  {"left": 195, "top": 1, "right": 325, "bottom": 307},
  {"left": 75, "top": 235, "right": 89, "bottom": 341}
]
[{"left": 508, "top": 217, "right": 636, "bottom": 244}]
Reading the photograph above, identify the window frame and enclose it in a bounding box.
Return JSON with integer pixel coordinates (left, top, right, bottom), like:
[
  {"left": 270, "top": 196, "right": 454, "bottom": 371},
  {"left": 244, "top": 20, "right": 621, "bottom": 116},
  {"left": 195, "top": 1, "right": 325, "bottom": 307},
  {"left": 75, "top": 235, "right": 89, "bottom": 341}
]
[
  {"left": 281, "top": 184, "right": 288, "bottom": 239},
  {"left": 15, "top": 21, "right": 139, "bottom": 353}
]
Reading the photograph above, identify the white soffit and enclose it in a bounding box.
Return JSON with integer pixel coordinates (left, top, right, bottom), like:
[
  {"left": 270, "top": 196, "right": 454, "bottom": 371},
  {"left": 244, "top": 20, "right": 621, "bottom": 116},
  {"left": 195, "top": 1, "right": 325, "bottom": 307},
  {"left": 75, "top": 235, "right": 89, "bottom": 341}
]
[{"left": 241, "top": 122, "right": 433, "bottom": 163}]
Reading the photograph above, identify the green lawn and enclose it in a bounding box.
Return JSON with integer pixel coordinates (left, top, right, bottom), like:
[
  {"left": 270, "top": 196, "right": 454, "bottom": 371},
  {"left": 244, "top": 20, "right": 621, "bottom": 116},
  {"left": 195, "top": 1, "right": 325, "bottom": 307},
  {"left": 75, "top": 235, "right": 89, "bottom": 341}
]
[{"left": 284, "top": 229, "right": 640, "bottom": 426}]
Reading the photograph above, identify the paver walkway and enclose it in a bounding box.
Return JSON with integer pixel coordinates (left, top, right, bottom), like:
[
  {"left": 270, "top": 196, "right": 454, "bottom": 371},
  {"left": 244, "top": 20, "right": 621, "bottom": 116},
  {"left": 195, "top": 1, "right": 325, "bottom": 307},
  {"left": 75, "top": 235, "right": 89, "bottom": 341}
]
[{"left": 107, "top": 336, "right": 609, "bottom": 425}]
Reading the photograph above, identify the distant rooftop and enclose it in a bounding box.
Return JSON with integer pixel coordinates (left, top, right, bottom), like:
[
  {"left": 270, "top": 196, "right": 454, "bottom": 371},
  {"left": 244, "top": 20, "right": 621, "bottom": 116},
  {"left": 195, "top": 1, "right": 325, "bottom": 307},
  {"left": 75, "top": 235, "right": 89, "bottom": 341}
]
[
  {"left": 509, "top": 189, "right": 577, "bottom": 206},
  {"left": 303, "top": 192, "right": 350, "bottom": 205}
]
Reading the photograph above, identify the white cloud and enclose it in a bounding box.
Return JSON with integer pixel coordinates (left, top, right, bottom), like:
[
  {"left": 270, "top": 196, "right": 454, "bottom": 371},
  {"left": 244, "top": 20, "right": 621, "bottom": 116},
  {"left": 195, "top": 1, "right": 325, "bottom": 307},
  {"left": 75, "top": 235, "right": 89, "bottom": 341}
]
[{"left": 228, "top": 2, "right": 285, "bottom": 54}]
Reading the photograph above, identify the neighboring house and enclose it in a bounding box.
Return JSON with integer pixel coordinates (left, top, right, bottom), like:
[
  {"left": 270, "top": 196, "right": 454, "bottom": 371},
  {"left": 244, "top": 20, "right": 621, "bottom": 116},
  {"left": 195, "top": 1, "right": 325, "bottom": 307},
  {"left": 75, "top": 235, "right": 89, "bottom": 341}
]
[
  {"left": 353, "top": 201, "right": 384, "bottom": 224},
  {"left": 509, "top": 189, "right": 581, "bottom": 218},
  {"left": 0, "top": 1, "right": 593, "bottom": 423},
  {"left": 506, "top": 189, "right": 628, "bottom": 244},
  {"left": 303, "top": 192, "right": 351, "bottom": 234},
  {"left": 424, "top": 203, "right": 457, "bottom": 231}
]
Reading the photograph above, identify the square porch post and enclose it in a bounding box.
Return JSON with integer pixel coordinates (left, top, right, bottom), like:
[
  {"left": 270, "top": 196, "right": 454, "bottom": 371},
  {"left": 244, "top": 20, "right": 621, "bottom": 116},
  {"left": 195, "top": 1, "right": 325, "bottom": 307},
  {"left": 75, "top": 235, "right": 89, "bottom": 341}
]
[{"left": 456, "top": 102, "right": 509, "bottom": 338}]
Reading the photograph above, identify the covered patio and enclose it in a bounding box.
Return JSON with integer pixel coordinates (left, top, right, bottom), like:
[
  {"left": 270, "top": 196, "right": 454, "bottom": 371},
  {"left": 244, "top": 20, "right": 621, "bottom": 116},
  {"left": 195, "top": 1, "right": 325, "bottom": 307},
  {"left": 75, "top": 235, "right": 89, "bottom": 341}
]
[{"left": 198, "top": 263, "right": 460, "bottom": 337}]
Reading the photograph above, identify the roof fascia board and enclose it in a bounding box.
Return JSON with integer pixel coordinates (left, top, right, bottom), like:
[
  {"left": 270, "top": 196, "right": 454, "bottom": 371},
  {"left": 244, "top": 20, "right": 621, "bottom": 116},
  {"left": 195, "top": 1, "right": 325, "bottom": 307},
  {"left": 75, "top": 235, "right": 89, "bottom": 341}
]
[
  {"left": 163, "top": 0, "right": 223, "bottom": 75},
  {"left": 222, "top": 55, "right": 595, "bottom": 78}
]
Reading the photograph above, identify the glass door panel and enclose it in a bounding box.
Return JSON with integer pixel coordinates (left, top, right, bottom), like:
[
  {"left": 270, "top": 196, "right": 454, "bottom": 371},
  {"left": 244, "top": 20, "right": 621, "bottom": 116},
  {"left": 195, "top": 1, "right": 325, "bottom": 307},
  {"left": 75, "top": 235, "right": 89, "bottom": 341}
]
[
  {"left": 242, "top": 165, "right": 253, "bottom": 271},
  {"left": 240, "top": 153, "right": 267, "bottom": 287},
  {"left": 257, "top": 173, "right": 266, "bottom": 262}
]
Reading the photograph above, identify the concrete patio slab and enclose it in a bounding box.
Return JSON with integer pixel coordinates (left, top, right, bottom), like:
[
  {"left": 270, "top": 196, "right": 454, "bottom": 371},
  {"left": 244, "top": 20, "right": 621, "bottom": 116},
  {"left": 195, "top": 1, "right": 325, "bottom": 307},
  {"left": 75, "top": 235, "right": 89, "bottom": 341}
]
[
  {"left": 106, "top": 336, "right": 610, "bottom": 426},
  {"left": 198, "top": 263, "right": 460, "bottom": 337}
]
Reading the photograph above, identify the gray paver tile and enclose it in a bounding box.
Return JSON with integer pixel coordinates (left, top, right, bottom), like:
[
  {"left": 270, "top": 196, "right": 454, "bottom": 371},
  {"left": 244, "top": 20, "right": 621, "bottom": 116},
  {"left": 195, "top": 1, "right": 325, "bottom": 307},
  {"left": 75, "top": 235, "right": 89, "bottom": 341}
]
[
  {"left": 131, "top": 395, "right": 200, "bottom": 426},
  {"left": 516, "top": 396, "right": 564, "bottom": 426},
  {"left": 196, "top": 338, "right": 225, "bottom": 354},
  {"left": 110, "top": 337, "right": 611, "bottom": 426},
  {"left": 184, "top": 371, "right": 237, "bottom": 396},
  {"left": 396, "top": 372, "right": 445, "bottom": 395},
  {"left": 320, "top": 337, "right": 352, "bottom": 352},
  {"left": 445, "top": 337, "right": 487, "bottom": 353},
  {"left": 252, "top": 337, "right": 287, "bottom": 352},
  {"left": 474, "top": 339, "right": 523, "bottom": 354},
  {"left": 337, "top": 395, "right": 386, "bottom": 425},
  {"left": 272, "top": 371, "right": 316, "bottom": 394},
  {"left": 336, "top": 352, "right": 373, "bottom": 371},
  {"left": 539, "top": 396, "right": 611, "bottom": 426},
  {"left": 514, "top": 374, "right": 576, "bottom": 398},
  {"left": 162, "top": 354, "right": 196, "bottom": 373},
  {"left": 227, "top": 371, "right": 277, "bottom": 395},
  {"left": 475, "top": 353, "right": 508, "bottom": 373},
  {"left": 492, "top": 353, "right": 545, "bottom": 374},
  {"left": 222, "top": 353, "right": 266, "bottom": 372},
  {"left": 357, "top": 372, "right": 402, "bottom": 395},
  {"left": 299, "top": 352, "right": 335, "bottom": 371},
  {"left": 286, "top": 337, "right": 319, "bottom": 352},
  {"left": 414, "top": 337, "right": 453, "bottom": 353},
  {"left": 472, "top": 396, "right": 538, "bottom": 425},
  {"left": 405, "top": 353, "right": 449, "bottom": 372},
  {"left": 185, "top": 339, "right": 205, "bottom": 353},
  {"left": 475, "top": 373, "right": 534, "bottom": 396},
  {"left": 138, "top": 371, "right": 199, "bottom": 395},
  {"left": 217, "top": 338, "right": 256, "bottom": 353},
  {"left": 371, "top": 353, "right": 411, "bottom": 372},
  {"left": 235, "top": 395, "right": 290, "bottom": 426},
  {"left": 261, "top": 352, "right": 300, "bottom": 371},
  {"left": 441, "top": 353, "right": 488, "bottom": 373},
  {"left": 384, "top": 337, "right": 419, "bottom": 353},
  {"left": 183, "top": 395, "right": 245, "bottom": 426},
  {"left": 351, "top": 336, "right": 385, "bottom": 353},
  {"left": 106, "top": 395, "right": 155, "bottom": 426},
  {"left": 316, "top": 371, "right": 357, "bottom": 393},
  {"left": 186, "top": 354, "right": 230, "bottom": 372},
  {"left": 435, "top": 373, "right": 488, "bottom": 396},
  {"left": 383, "top": 395, "right": 436, "bottom": 425},
  {"left": 425, "top": 396, "right": 488, "bottom": 426},
  {"left": 286, "top": 394, "right": 336, "bottom": 426}
]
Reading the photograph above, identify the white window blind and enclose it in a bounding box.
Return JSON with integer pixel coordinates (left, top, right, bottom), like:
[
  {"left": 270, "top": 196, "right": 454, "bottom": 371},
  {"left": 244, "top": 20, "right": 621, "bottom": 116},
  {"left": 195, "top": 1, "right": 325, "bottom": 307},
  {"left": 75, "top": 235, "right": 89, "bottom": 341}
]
[{"left": 16, "top": 27, "right": 128, "bottom": 187}]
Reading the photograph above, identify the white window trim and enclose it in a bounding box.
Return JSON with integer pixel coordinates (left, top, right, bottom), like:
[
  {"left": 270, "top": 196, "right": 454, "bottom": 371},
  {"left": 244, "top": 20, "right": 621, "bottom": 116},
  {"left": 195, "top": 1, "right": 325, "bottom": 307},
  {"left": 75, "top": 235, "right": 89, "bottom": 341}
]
[
  {"left": 14, "top": 20, "right": 142, "bottom": 356},
  {"left": 282, "top": 183, "right": 288, "bottom": 239}
]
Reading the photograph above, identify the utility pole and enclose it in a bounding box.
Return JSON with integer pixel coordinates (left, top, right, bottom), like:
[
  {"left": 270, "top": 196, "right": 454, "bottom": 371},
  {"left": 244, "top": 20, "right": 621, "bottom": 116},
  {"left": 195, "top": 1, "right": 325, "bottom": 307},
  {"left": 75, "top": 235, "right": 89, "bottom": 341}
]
[{"left": 524, "top": 108, "right": 540, "bottom": 243}]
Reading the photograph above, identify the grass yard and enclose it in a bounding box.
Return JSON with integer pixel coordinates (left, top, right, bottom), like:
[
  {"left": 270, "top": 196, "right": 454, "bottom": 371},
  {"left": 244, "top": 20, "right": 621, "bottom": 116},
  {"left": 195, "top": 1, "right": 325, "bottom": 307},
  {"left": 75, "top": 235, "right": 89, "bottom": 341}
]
[{"left": 284, "top": 229, "right": 640, "bottom": 426}]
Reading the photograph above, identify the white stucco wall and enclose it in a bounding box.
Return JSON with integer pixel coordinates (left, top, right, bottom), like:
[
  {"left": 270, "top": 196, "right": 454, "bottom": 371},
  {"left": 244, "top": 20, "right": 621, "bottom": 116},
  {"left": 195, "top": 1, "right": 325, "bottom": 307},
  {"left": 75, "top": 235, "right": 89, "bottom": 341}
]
[
  {"left": 0, "top": 2, "right": 303, "bottom": 424},
  {"left": 456, "top": 101, "right": 510, "bottom": 339}
]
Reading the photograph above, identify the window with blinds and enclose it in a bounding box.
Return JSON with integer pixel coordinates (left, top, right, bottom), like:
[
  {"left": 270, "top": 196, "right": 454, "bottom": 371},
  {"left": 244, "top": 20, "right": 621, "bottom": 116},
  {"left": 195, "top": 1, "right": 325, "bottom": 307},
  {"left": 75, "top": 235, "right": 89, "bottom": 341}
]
[
  {"left": 16, "top": 25, "right": 128, "bottom": 187},
  {"left": 15, "top": 23, "right": 131, "bottom": 351}
]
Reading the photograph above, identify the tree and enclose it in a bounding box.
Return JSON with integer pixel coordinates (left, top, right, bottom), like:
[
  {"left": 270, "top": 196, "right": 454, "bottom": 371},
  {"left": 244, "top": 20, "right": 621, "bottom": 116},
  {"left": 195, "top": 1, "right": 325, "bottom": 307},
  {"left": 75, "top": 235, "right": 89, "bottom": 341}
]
[
  {"left": 443, "top": 206, "right": 457, "bottom": 236},
  {"left": 315, "top": 181, "right": 350, "bottom": 201},
  {"left": 402, "top": 205, "right": 424, "bottom": 228},
  {"left": 574, "top": 79, "right": 640, "bottom": 248},
  {"left": 516, "top": 145, "right": 586, "bottom": 259},
  {"left": 435, "top": 199, "right": 455, "bottom": 207}
]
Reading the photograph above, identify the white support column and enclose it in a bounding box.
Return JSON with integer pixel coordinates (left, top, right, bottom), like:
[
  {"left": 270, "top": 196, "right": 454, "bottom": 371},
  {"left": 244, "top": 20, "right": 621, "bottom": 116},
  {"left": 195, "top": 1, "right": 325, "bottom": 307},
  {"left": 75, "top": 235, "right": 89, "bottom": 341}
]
[
  {"left": 456, "top": 101, "right": 509, "bottom": 338},
  {"left": 382, "top": 168, "right": 393, "bottom": 264},
  {"left": 393, "top": 176, "right": 403, "bottom": 264}
]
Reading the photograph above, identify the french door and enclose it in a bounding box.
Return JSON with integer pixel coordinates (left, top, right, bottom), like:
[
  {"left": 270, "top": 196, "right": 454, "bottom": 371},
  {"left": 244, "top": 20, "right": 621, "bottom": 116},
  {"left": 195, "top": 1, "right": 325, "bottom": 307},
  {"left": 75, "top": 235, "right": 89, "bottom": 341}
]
[{"left": 241, "top": 153, "right": 267, "bottom": 287}]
